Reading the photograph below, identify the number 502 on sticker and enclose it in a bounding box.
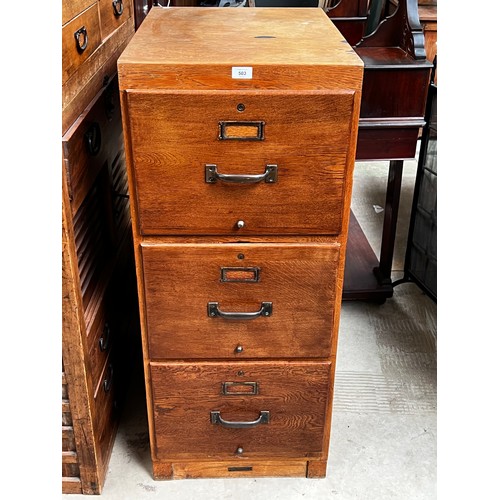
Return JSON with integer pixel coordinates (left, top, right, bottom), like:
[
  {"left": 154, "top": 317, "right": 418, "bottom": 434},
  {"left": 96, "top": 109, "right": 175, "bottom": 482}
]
[{"left": 232, "top": 67, "right": 253, "bottom": 79}]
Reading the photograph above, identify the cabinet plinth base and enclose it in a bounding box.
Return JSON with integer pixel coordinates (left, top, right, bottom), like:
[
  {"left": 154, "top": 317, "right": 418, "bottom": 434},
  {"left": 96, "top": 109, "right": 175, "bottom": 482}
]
[{"left": 152, "top": 459, "right": 327, "bottom": 480}]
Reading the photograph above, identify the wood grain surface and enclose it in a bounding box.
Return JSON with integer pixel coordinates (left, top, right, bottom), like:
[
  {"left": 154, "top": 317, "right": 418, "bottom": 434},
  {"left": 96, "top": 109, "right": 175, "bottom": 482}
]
[
  {"left": 125, "top": 89, "right": 354, "bottom": 235},
  {"left": 142, "top": 242, "right": 340, "bottom": 359},
  {"left": 62, "top": 0, "right": 94, "bottom": 26},
  {"left": 62, "top": 3, "right": 101, "bottom": 85},
  {"left": 153, "top": 460, "right": 308, "bottom": 479},
  {"left": 150, "top": 360, "right": 332, "bottom": 461},
  {"left": 117, "top": 7, "right": 363, "bottom": 91},
  {"left": 99, "top": 0, "right": 132, "bottom": 41},
  {"left": 117, "top": 6, "right": 362, "bottom": 480}
]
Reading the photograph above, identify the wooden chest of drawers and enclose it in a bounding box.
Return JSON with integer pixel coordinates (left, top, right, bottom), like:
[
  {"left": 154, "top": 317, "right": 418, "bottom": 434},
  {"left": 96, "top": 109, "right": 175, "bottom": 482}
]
[
  {"left": 62, "top": 74, "right": 140, "bottom": 494},
  {"left": 62, "top": 0, "right": 137, "bottom": 493},
  {"left": 118, "top": 6, "right": 363, "bottom": 479},
  {"left": 62, "top": 0, "right": 135, "bottom": 135}
]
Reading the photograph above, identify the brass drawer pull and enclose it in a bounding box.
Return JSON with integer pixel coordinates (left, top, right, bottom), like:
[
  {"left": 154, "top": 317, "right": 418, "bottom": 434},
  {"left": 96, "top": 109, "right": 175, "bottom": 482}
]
[
  {"left": 218, "top": 120, "right": 265, "bottom": 140},
  {"left": 220, "top": 267, "right": 260, "bottom": 283},
  {"left": 74, "top": 26, "right": 88, "bottom": 53},
  {"left": 205, "top": 164, "right": 277, "bottom": 184},
  {"left": 210, "top": 410, "right": 270, "bottom": 429},
  {"left": 112, "top": 0, "right": 124, "bottom": 16},
  {"left": 207, "top": 301, "right": 272, "bottom": 320}
]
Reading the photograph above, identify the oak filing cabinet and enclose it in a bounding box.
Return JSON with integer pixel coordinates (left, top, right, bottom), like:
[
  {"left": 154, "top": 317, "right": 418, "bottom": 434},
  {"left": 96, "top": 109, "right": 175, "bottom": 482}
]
[{"left": 118, "top": 6, "right": 363, "bottom": 479}]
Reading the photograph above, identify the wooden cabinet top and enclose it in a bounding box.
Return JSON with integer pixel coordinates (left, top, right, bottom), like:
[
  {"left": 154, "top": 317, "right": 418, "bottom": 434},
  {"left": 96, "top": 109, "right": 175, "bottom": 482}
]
[{"left": 118, "top": 7, "right": 363, "bottom": 91}]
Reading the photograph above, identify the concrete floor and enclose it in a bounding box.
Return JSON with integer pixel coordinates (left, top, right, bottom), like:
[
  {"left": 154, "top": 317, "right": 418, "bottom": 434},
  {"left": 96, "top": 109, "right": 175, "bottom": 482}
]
[{"left": 65, "top": 157, "right": 437, "bottom": 499}]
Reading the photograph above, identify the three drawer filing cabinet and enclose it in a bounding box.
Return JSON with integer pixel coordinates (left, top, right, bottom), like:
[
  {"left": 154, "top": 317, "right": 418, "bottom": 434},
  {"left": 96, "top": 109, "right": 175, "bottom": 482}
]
[{"left": 118, "top": 6, "right": 363, "bottom": 480}]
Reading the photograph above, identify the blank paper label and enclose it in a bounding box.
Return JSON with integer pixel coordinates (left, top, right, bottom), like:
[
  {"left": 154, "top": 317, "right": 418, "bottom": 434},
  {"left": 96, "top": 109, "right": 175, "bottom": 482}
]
[{"left": 232, "top": 67, "right": 253, "bottom": 79}]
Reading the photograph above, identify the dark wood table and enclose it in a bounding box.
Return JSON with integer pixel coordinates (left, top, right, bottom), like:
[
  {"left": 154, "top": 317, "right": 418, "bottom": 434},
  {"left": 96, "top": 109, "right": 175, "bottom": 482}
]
[{"left": 329, "top": 0, "right": 433, "bottom": 302}]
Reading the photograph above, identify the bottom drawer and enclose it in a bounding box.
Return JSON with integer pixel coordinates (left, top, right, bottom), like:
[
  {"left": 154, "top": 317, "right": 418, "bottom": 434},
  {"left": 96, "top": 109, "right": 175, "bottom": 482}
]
[
  {"left": 93, "top": 354, "right": 119, "bottom": 466},
  {"left": 150, "top": 361, "right": 332, "bottom": 461}
]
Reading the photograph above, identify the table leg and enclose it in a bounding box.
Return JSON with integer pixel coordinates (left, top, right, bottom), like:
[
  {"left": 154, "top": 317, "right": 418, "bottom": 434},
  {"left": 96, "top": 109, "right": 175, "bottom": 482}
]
[{"left": 374, "top": 159, "right": 404, "bottom": 285}]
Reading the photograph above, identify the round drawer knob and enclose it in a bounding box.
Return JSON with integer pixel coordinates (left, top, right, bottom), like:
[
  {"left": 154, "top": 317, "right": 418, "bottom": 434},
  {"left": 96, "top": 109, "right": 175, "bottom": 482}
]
[
  {"left": 235, "top": 345, "right": 244, "bottom": 354},
  {"left": 236, "top": 220, "right": 245, "bottom": 229},
  {"left": 236, "top": 447, "right": 244, "bottom": 454}
]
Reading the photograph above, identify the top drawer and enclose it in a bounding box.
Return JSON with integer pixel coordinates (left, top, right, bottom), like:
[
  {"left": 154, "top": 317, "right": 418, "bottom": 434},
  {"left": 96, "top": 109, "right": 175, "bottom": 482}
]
[
  {"left": 62, "top": 0, "right": 95, "bottom": 26},
  {"left": 124, "top": 90, "right": 355, "bottom": 236},
  {"left": 62, "top": 3, "right": 101, "bottom": 85},
  {"left": 99, "top": 0, "right": 133, "bottom": 40}
]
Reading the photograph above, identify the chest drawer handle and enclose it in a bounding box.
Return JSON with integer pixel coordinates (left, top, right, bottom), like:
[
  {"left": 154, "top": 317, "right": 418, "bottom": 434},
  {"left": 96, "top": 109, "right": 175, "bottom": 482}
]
[
  {"left": 84, "top": 122, "right": 101, "bottom": 156},
  {"left": 205, "top": 164, "right": 277, "bottom": 184},
  {"left": 210, "top": 410, "right": 270, "bottom": 429},
  {"left": 103, "top": 363, "right": 114, "bottom": 393},
  {"left": 99, "top": 322, "right": 111, "bottom": 352},
  {"left": 208, "top": 301, "right": 272, "bottom": 320},
  {"left": 74, "top": 26, "right": 88, "bottom": 53},
  {"left": 112, "top": 0, "right": 124, "bottom": 16}
]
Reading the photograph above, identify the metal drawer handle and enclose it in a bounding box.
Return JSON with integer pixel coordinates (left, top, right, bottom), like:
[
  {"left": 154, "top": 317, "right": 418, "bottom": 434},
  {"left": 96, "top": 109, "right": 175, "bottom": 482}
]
[
  {"left": 99, "top": 322, "right": 111, "bottom": 352},
  {"left": 207, "top": 301, "right": 272, "bottom": 320},
  {"left": 103, "top": 363, "right": 113, "bottom": 393},
  {"left": 205, "top": 164, "right": 277, "bottom": 184},
  {"left": 112, "top": 0, "right": 124, "bottom": 16},
  {"left": 74, "top": 26, "right": 88, "bottom": 53},
  {"left": 210, "top": 410, "right": 270, "bottom": 429},
  {"left": 84, "top": 122, "right": 101, "bottom": 156}
]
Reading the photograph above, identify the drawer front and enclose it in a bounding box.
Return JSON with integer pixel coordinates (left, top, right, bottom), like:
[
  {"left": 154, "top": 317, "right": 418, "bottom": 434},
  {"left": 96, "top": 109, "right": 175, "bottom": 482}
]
[
  {"left": 62, "top": 15, "right": 135, "bottom": 135},
  {"left": 92, "top": 352, "right": 121, "bottom": 471},
  {"left": 150, "top": 361, "right": 332, "bottom": 461},
  {"left": 125, "top": 90, "right": 355, "bottom": 236},
  {"left": 142, "top": 242, "right": 340, "bottom": 359},
  {"left": 62, "top": 0, "right": 95, "bottom": 26},
  {"left": 99, "top": 0, "right": 132, "bottom": 40},
  {"left": 87, "top": 249, "right": 137, "bottom": 398},
  {"left": 93, "top": 354, "right": 117, "bottom": 442},
  {"left": 63, "top": 76, "right": 124, "bottom": 214},
  {"left": 62, "top": 3, "right": 101, "bottom": 85},
  {"left": 87, "top": 298, "right": 114, "bottom": 395}
]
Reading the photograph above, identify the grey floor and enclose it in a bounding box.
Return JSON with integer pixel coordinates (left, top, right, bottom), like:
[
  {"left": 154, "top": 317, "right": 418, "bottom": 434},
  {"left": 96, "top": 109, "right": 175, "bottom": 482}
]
[{"left": 66, "top": 155, "right": 437, "bottom": 499}]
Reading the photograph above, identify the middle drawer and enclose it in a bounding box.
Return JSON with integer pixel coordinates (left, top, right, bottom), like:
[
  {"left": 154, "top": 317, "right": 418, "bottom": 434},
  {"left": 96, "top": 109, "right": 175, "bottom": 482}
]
[{"left": 141, "top": 241, "right": 340, "bottom": 359}]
